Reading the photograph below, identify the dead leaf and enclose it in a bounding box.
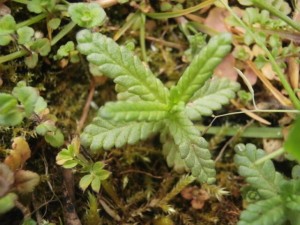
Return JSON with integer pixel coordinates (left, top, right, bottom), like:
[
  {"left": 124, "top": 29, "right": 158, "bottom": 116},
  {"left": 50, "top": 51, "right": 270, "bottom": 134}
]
[
  {"left": 243, "top": 66, "right": 258, "bottom": 85},
  {"left": 204, "top": 7, "right": 230, "bottom": 33},
  {"left": 247, "top": 61, "right": 292, "bottom": 107},
  {"left": 287, "top": 57, "right": 299, "bottom": 91},
  {"left": 261, "top": 63, "right": 276, "bottom": 80},
  {"left": 14, "top": 170, "right": 40, "bottom": 193},
  {"left": 0, "top": 163, "right": 14, "bottom": 197},
  {"left": 4, "top": 137, "right": 31, "bottom": 171},
  {"left": 214, "top": 54, "right": 238, "bottom": 80}
]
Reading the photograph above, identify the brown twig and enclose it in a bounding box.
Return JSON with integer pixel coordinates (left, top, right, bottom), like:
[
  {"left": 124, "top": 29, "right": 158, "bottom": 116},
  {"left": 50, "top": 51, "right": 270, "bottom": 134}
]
[{"left": 77, "top": 80, "right": 96, "bottom": 133}]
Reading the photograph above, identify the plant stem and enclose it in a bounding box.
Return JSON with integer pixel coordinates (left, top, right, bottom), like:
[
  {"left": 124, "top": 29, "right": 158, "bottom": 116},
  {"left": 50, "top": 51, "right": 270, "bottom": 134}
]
[
  {"left": 0, "top": 49, "right": 28, "bottom": 64},
  {"left": 146, "top": 0, "right": 215, "bottom": 19},
  {"left": 254, "top": 147, "right": 285, "bottom": 165},
  {"left": 252, "top": 0, "right": 300, "bottom": 32},
  {"left": 220, "top": 0, "right": 300, "bottom": 110},
  {"left": 16, "top": 14, "right": 46, "bottom": 29},
  {"left": 50, "top": 21, "right": 76, "bottom": 46},
  {"left": 12, "top": 0, "right": 29, "bottom": 4},
  {"left": 139, "top": 13, "right": 147, "bottom": 62},
  {"left": 197, "top": 125, "right": 283, "bottom": 139}
]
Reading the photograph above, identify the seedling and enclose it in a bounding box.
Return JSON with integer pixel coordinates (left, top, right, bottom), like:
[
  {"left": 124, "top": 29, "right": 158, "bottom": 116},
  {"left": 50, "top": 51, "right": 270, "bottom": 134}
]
[
  {"left": 77, "top": 30, "right": 240, "bottom": 184},
  {"left": 234, "top": 143, "right": 300, "bottom": 225}
]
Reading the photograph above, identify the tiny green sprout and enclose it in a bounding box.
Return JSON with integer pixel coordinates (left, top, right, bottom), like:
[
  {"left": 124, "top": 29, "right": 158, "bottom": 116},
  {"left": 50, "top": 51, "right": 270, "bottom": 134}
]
[
  {"left": 57, "top": 138, "right": 110, "bottom": 192},
  {"left": 54, "top": 41, "right": 79, "bottom": 63},
  {"left": 79, "top": 162, "right": 110, "bottom": 192},
  {"left": 68, "top": 3, "right": 106, "bottom": 28},
  {"left": 0, "top": 14, "right": 17, "bottom": 46}
]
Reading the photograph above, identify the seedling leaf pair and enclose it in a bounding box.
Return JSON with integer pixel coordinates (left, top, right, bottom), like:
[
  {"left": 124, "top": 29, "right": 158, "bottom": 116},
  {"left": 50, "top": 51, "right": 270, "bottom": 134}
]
[{"left": 77, "top": 29, "right": 239, "bottom": 183}]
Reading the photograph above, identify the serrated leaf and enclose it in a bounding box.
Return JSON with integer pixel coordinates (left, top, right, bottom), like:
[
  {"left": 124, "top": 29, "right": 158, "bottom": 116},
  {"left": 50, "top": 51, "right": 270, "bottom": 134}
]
[
  {"left": 185, "top": 77, "right": 240, "bottom": 120},
  {"left": 238, "top": 196, "right": 286, "bottom": 225},
  {"left": 170, "top": 33, "right": 232, "bottom": 103},
  {"left": 80, "top": 116, "right": 162, "bottom": 151},
  {"left": 165, "top": 110, "right": 215, "bottom": 184},
  {"left": 162, "top": 136, "right": 188, "bottom": 173},
  {"left": 76, "top": 30, "right": 169, "bottom": 103},
  {"left": 100, "top": 101, "right": 168, "bottom": 122},
  {"left": 234, "top": 143, "right": 284, "bottom": 199},
  {"left": 68, "top": 3, "right": 106, "bottom": 28}
]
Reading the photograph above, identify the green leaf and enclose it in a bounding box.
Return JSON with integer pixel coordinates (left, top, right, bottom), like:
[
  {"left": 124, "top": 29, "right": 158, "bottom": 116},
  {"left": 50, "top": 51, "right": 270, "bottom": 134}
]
[
  {"left": 165, "top": 110, "right": 216, "bottom": 184},
  {"left": 12, "top": 82, "right": 39, "bottom": 117},
  {"left": 0, "top": 14, "right": 16, "bottom": 46},
  {"left": 234, "top": 143, "right": 284, "bottom": 199},
  {"left": 0, "top": 94, "right": 24, "bottom": 126},
  {"left": 91, "top": 177, "right": 101, "bottom": 192},
  {"left": 92, "top": 161, "right": 105, "bottom": 173},
  {"left": 100, "top": 101, "right": 168, "bottom": 122},
  {"left": 185, "top": 77, "right": 240, "bottom": 120},
  {"left": 80, "top": 116, "right": 162, "bottom": 151},
  {"left": 44, "top": 129, "right": 64, "bottom": 148},
  {"left": 48, "top": 18, "right": 61, "bottom": 30},
  {"left": 31, "top": 38, "right": 51, "bottom": 56},
  {"left": 68, "top": 3, "right": 106, "bottom": 28},
  {"left": 238, "top": 196, "right": 286, "bottom": 225},
  {"left": 24, "top": 53, "right": 39, "bottom": 68},
  {"left": 55, "top": 41, "right": 75, "bottom": 60},
  {"left": 0, "top": 193, "right": 17, "bottom": 214},
  {"left": 27, "top": 0, "right": 56, "bottom": 13},
  {"left": 17, "top": 26, "right": 34, "bottom": 45},
  {"left": 76, "top": 30, "right": 169, "bottom": 103},
  {"left": 284, "top": 116, "right": 300, "bottom": 162},
  {"left": 34, "top": 97, "right": 47, "bottom": 114},
  {"left": 170, "top": 33, "right": 232, "bottom": 103},
  {"left": 80, "top": 174, "right": 93, "bottom": 192},
  {"left": 56, "top": 149, "right": 74, "bottom": 165},
  {"left": 61, "top": 160, "right": 78, "bottom": 169},
  {"left": 162, "top": 135, "right": 188, "bottom": 173}
]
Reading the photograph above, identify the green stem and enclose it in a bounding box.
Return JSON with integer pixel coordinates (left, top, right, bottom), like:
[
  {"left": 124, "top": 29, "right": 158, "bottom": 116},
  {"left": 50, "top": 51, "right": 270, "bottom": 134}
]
[
  {"left": 146, "top": 0, "right": 215, "bottom": 19},
  {"left": 254, "top": 147, "right": 285, "bottom": 165},
  {"left": 220, "top": 0, "right": 300, "bottom": 110},
  {"left": 0, "top": 50, "right": 28, "bottom": 64},
  {"left": 12, "top": 0, "right": 29, "bottom": 4},
  {"left": 252, "top": 0, "right": 300, "bottom": 32},
  {"left": 50, "top": 21, "right": 76, "bottom": 46},
  {"left": 197, "top": 125, "right": 283, "bottom": 138},
  {"left": 139, "top": 13, "right": 147, "bottom": 62},
  {"left": 16, "top": 14, "right": 47, "bottom": 29}
]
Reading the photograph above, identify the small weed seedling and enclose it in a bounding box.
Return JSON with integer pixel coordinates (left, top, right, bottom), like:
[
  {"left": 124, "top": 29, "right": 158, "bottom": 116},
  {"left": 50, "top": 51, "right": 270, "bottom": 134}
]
[
  {"left": 76, "top": 30, "right": 240, "bottom": 184},
  {"left": 234, "top": 143, "right": 300, "bottom": 225}
]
